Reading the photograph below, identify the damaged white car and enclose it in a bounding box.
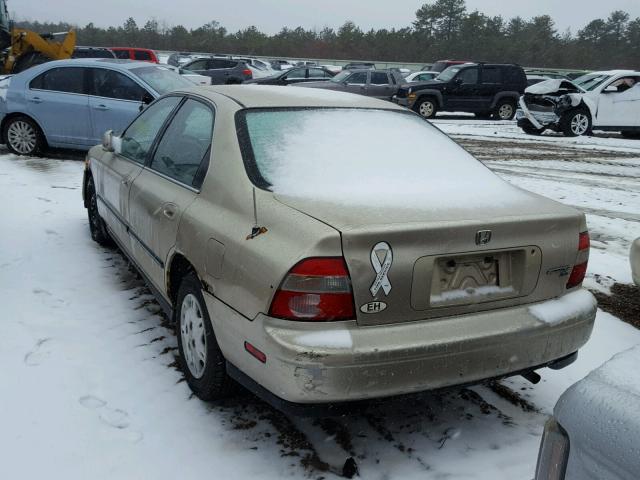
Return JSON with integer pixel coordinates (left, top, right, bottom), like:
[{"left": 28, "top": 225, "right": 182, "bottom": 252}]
[{"left": 516, "top": 70, "right": 640, "bottom": 137}]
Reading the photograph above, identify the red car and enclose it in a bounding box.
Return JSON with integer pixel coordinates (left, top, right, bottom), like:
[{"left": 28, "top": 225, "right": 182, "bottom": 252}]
[{"left": 110, "top": 47, "right": 159, "bottom": 63}]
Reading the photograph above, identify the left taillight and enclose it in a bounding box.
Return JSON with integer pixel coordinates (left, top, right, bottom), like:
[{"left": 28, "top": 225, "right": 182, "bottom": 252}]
[
  {"left": 242, "top": 68, "right": 252, "bottom": 77},
  {"left": 269, "top": 257, "right": 355, "bottom": 321},
  {"left": 567, "top": 231, "right": 589, "bottom": 289}
]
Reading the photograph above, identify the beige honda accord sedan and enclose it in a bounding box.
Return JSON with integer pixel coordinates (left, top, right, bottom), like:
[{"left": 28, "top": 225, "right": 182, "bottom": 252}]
[{"left": 82, "top": 85, "right": 597, "bottom": 412}]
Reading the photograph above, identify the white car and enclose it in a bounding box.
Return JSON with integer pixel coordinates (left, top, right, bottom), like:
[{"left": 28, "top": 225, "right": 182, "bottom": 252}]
[
  {"left": 160, "top": 65, "right": 212, "bottom": 86},
  {"left": 517, "top": 70, "right": 640, "bottom": 137},
  {"left": 535, "top": 344, "right": 640, "bottom": 480},
  {"left": 405, "top": 71, "right": 439, "bottom": 82}
]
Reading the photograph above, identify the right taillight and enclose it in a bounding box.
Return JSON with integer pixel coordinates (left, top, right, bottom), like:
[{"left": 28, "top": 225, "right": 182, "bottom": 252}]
[
  {"left": 269, "top": 257, "right": 355, "bottom": 321},
  {"left": 566, "top": 231, "right": 589, "bottom": 289}
]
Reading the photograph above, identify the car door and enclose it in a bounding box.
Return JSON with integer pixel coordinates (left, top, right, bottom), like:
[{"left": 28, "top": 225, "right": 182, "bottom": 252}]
[
  {"left": 95, "top": 96, "right": 182, "bottom": 249},
  {"left": 445, "top": 67, "right": 480, "bottom": 111},
  {"left": 128, "top": 98, "right": 214, "bottom": 291},
  {"left": 207, "top": 59, "right": 237, "bottom": 84},
  {"left": 595, "top": 77, "right": 640, "bottom": 127},
  {"left": 368, "top": 72, "right": 395, "bottom": 99},
  {"left": 343, "top": 72, "right": 368, "bottom": 95},
  {"left": 478, "top": 66, "right": 503, "bottom": 110},
  {"left": 307, "top": 68, "right": 331, "bottom": 83},
  {"left": 87, "top": 67, "right": 153, "bottom": 144},
  {"left": 25, "top": 66, "right": 91, "bottom": 146}
]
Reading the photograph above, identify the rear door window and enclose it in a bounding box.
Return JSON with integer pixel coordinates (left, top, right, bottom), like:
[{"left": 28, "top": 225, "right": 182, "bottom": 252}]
[
  {"left": 149, "top": 99, "right": 214, "bottom": 188},
  {"left": 119, "top": 96, "right": 182, "bottom": 164},
  {"left": 481, "top": 67, "right": 502, "bottom": 84},
  {"left": 186, "top": 59, "right": 208, "bottom": 70},
  {"left": 210, "top": 59, "right": 236, "bottom": 69},
  {"left": 90, "top": 68, "right": 147, "bottom": 101},
  {"left": 285, "top": 68, "right": 306, "bottom": 80},
  {"left": 308, "top": 68, "right": 329, "bottom": 79},
  {"left": 30, "top": 67, "right": 86, "bottom": 94},
  {"left": 371, "top": 72, "right": 390, "bottom": 85},
  {"left": 133, "top": 50, "right": 152, "bottom": 61}
]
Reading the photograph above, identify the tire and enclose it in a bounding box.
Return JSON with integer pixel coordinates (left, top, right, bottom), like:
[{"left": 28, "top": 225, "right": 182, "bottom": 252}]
[
  {"left": 560, "top": 109, "right": 591, "bottom": 137},
  {"left": 176, "top": 272, "right": 236, "bottom": 400},
  {"left": 3, "top": 115, "right": 46, "bottom": 156},
  {"left": 415, "top": 97, "right": 437, "bottom": 119},
  {"left": 520, "top": 121, "right": 545, "bottom": 136},
  {"left": 86, "top": 176, "right": 113, "bottom": 246},
  {"left": 495, "top": 99, "right": 517, "bottom": 120},
  {"left": 12, "top": 52, "right": 50, "bottom": 74}
]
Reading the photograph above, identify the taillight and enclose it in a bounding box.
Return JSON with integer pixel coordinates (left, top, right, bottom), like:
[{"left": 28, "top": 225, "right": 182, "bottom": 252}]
[
  {"left": 242, "top": 68, "right": 252, "bottom": 77},
  {"left": 269, "top": 257, "right": 355, "bottom": 321},
  {"left": 567, "top": 231, "right": 589, "bottom": 289}
]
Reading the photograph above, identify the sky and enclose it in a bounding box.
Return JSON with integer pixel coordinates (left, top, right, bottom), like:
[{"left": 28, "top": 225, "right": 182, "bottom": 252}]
[{"left": 13, "top": 0, "right": 640, "bottom": 34}]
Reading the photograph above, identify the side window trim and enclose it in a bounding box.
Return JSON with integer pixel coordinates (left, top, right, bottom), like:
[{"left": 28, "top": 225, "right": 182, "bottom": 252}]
[
  {"left": 118, "top": 95, "right": 185, "bottom": 165},
  {"left": 145, "top": 95, "right": 215, "bottom": 192}
]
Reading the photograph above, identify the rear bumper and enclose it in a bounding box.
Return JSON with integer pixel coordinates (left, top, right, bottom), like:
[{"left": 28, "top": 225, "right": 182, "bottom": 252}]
[{"left": 207, "top": 289, "right": 596, "bottom": 406}]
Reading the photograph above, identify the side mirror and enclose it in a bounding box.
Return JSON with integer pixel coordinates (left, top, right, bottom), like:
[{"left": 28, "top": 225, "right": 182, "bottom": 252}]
[
  {"left": 139, "top": 92, "right": 154, "bottom": 111},
  {"left": 102, "top": 130, "right": 122, "bottom": 154},
  {"left": 102, "top": 130, "right": 114, "bottom": 152},
  {"left": 603, "top": 85, "right": 618, "bottom": 93},
  {"left": 453, "top": 77, "right": 463, "bottom": 85}
]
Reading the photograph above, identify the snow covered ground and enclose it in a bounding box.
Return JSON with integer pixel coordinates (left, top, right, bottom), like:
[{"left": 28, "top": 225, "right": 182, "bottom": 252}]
[{"left": 1, "top": 120, "right": 639, "bottom": 480}]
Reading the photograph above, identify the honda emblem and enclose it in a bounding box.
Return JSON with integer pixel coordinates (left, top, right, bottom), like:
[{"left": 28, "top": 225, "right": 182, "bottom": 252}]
[{"left": 475, "top": 230, "right": 492, "bottom": 245}]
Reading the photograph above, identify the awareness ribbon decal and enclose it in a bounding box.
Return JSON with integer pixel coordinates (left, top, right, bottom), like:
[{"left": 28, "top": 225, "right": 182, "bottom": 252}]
[{"left": 370, "top": 241, "right": 393, "bottom": 296}]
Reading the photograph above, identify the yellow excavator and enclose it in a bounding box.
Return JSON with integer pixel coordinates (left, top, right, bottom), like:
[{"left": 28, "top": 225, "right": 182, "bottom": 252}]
[{"left": 0, "top": 0, "right": 75, "bottom": 74}]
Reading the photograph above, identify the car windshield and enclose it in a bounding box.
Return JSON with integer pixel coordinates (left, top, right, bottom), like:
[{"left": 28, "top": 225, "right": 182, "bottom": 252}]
[
  {"left": 436, "top": 66, "right": 462, "bottom": 82},
  {"left": 237, "top": 108, "right": 508, "bottom": 207},
  {"left": 330, "top": 71, "right": 351, "bottom": 83},
  {"left": 131, "top": 65, "right": 193, "bottom": 94},
  {"left": 573, "top": 73, "right": 612, "bottom": 91}
]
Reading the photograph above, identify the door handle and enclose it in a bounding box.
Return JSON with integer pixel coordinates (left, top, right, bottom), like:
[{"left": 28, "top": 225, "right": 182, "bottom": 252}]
[
  {"left": 93, "top": 104, "right": 109, "bottom": 110},
  {"left": 29, "top": 97, "right": 43, "bottom": 103}
]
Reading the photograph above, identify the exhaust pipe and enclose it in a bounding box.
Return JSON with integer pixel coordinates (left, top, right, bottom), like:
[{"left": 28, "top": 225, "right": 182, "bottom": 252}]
[{"left": 522, "top": 370, "right": 541, "bottom": 384}]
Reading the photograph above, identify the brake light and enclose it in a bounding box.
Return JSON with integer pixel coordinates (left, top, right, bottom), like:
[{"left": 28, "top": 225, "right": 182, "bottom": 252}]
[
  {"left": 242, "top": 68, "right": 252, "bottom": 77},
  {"left": 567, "top": 231, "right": 589, "bottom": 289},
  {"left": 269, "top": 257, "right": 355, "bottom": 321}
]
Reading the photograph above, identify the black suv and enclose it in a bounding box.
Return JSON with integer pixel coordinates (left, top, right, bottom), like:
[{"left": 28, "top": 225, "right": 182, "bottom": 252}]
[{"left": 395, "top": 63, "right": 527, "bottom": 120}]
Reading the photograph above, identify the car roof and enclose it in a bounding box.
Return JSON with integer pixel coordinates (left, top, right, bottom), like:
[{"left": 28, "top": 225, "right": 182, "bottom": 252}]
[
  {"left": 32, "top": 58, "right": 155, "bottom": 70},
  {"left": 178, "top": 85, "right": 407, "bottom": 110}
]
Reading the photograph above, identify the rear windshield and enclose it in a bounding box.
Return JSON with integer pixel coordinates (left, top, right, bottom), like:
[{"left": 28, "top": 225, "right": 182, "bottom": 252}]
[
  {"left": 130, "top": 65, "right": 193, "bottom": 94},
  {"left": 237, "top": 108, "right": 506, "bottom": 207}
]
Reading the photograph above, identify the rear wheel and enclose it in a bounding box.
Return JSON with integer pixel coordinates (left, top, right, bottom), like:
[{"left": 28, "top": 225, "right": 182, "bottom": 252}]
[
  {"left": 86, "top": 176, "right": 113, "bottom": 246},
  {"left": 561, "top": 109, "right": 591, "bottom": 137},
  {"left": 4, "top": 115, "right": 45, "bottom": 156},
  {"left": 415, "top": 97, "right": 437, "bottom": 119},
  {"left": 176, "top": 272, "right": 236, "bottom": 400},
  {"left": 495, "top": 99, "right": 516, "bottom": 120}
]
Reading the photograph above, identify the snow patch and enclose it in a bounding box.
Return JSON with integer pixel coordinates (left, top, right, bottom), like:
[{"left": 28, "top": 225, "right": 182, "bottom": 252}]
[
  {"left": 529, "top": 289, "right": 597, "bottom": 325},
  {"left": 431, "top": 285, "right": 514, "bottom": 305}
]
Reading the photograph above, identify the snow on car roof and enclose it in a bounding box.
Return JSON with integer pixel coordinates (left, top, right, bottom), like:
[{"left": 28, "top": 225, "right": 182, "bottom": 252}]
[{"left": 179, "top": 85, "right": 406, "bottom": 109}]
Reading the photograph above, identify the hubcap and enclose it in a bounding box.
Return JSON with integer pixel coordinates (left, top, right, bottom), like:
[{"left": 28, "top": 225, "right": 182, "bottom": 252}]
[
  {"left": 7, "top": 120, "right": 37, "bottom": 154},
  {"left": 419, "top": 101, "right": 434, "bottom": 118},
  {"left": 570, "top": 114, "right": 589, "bottom": 135},
  {"left": 180, "top": 293, "right": 207, "bottom": 379},
  {"left": 498, "top": 104, "right": 513, "bottom": 119}
]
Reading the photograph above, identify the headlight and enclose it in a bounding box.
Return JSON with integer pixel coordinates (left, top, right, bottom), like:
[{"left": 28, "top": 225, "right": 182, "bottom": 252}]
[{"left": 535, "top": 418, "right": 570, "bottom": 480}]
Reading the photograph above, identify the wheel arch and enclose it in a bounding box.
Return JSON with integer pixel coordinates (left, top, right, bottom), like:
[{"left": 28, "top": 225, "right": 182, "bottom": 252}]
[
  {"left": 0, "top": 112, "right": 48, "bottom": 146},
  {"left": 414, "top": 89, "right": 443, "bottom": 108},
  {"left": 489, "top": 92, "right": 519, "bottom": 110},
  {"left": 166, "top": 252, "right": 201, "bottom": 307}
]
